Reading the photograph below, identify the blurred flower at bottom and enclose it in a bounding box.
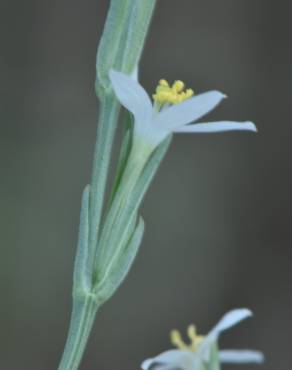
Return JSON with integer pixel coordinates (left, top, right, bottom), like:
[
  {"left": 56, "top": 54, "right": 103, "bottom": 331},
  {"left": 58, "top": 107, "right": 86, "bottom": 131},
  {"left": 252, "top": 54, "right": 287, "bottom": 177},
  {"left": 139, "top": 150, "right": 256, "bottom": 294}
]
[{"left": 141, "top": 308, "right": 264, "bottom": 370}]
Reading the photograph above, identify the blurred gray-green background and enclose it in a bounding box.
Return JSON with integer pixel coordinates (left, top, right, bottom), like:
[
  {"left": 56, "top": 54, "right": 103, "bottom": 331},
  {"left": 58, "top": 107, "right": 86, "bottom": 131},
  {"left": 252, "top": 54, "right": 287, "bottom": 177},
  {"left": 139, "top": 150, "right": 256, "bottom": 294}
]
[{"left": 0, "top": 0, "right": 291, "bottom": 369}]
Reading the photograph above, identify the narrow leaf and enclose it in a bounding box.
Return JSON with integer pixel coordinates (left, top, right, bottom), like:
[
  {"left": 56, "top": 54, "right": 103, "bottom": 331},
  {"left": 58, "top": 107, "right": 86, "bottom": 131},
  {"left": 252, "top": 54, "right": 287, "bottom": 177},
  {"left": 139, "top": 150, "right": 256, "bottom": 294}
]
[
  {"left": 109, "top": 111, "right": 133, "bottom": 204},
  {"left": 95, "top": 217, "right": 145, "bottom": 301},
  {"left": 73, "top": 185, "right": 91, "bottom": 295}
]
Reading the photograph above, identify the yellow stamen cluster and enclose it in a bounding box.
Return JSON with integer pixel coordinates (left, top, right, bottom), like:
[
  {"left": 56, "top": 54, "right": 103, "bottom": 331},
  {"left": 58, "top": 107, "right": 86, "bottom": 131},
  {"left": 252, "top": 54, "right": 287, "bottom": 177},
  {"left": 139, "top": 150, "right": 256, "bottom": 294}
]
[
  {"left": 170, "top": 325, "right": 204, "bottom": 352},
  {"left": 153, "top": 79, "right": 194, "bottom": 105}
]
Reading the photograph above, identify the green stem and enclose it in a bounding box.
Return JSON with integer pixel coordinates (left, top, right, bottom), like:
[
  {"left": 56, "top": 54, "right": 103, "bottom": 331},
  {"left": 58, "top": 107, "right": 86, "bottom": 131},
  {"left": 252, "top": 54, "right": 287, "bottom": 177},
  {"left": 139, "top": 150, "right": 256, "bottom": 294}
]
[
  {"left": 58, "top": 95, "right": 120, "bottom": 370},
  {"left": 58, "top": 0, "right": 158, "bottom": 367},
  {"left": 58, "top": 296, "right": 99, "bottom": 370}
]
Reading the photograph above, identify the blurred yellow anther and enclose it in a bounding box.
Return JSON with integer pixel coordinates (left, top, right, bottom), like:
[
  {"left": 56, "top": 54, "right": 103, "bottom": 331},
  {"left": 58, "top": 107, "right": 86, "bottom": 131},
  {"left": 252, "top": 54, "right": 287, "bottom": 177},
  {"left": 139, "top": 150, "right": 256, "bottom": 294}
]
[
  {"left": 153, "top": 79, "right": 194, "bottom": 106},
  {"left": 170, "top": 325, "right": 205, "bottom": 353},
  {"left": 187, "top": 325, "right": 204, "bottom": 351},
  {"left": 170, "top": 330, "right": 189, "bottom": 350},
  {"left": 187, "top": 325, "right": 197, "bottom": 342}
]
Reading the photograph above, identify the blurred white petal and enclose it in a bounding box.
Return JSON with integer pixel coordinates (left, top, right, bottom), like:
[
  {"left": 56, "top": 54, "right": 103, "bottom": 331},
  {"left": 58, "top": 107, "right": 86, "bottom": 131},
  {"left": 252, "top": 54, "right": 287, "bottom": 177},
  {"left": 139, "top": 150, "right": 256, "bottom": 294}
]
[
  {"left": 141, "top": 358, "right": 154, "bottom": 370},
  {"left": 155, "top": 91, "right": 226, "bottom": 130},
  {"left": 219, "top": 350, "right": 264, "bottom": 364},
  {"left": 141, "top": 350, "right": 196, "bottom": 370},
  {"left": 173, "top": 121, "right": 257, "bottom": 133},
  {"left": 208, "top": 308, "right": 252, "bottom": 339}
]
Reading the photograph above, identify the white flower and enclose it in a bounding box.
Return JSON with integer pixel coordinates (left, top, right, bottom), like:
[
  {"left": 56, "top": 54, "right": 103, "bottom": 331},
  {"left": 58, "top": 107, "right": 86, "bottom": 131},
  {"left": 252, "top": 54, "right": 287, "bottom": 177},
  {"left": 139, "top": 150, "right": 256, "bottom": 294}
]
[
  {"left": 141, "top": 308, "right": 264, "bottom": 370},
  {"left": 109, "top": 70, "right": 257, "bottom": 150}
]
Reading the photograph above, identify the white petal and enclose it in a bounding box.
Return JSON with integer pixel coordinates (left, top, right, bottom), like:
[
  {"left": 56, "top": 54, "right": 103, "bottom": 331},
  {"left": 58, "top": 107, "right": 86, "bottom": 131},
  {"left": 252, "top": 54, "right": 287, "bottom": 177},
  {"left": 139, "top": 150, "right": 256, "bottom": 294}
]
[
  {"left": 109, "top": 70, "right": 153, "bottom": 123},
  {"left": 173, "top": 121, "right": 257, "bottom": 133},
  {"left": 208, "top": 308, "right": 252, "bottom": 339},
  {"left": 141, "top": 350, "right": 196, "bottom": 370},
  {"left": 154, "top": 91, "right": 226, "bottom": 130},
  {"left": 219, "top": 350, "right": 264, "bottom": 364}
]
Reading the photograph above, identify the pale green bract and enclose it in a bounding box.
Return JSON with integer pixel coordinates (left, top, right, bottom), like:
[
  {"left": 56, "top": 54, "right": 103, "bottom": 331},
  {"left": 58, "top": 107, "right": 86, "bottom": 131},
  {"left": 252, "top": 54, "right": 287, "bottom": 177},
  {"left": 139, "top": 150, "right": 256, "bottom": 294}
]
[
  {"left": 96, "top": 0, "right": 156, "bottom": 94},
  {"left": 109, "top": 70, "right": 257, "bottom": 152},
  {"left": 141, "top": 309, "right": 264, "bottom": 370}
]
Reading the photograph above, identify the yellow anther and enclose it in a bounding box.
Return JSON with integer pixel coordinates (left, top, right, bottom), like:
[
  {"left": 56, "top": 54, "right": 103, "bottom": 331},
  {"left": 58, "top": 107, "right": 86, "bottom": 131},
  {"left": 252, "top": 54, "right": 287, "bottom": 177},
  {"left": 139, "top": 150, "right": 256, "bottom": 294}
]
[
  {"left": 153, "top": 79, "right": 194, "bottom": 106},
  {"left": 185, "top": 88, "right": 194, "bottom": 98},
  {"left": 159, "top": 79, "right": 169, "bottom": 87},
  {"left": 172, "top": 80, "right": 185, "bottom": 93},
  {"left": 170, "top": 330, "right": 189, "bottom": 350}
]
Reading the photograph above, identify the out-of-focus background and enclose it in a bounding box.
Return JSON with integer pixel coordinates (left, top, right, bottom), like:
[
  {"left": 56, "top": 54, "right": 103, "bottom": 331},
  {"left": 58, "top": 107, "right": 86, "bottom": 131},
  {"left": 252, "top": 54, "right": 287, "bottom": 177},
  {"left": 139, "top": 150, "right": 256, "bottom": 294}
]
[{"left": 0, "top": 0, "right": 291, "bottom": 369}]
